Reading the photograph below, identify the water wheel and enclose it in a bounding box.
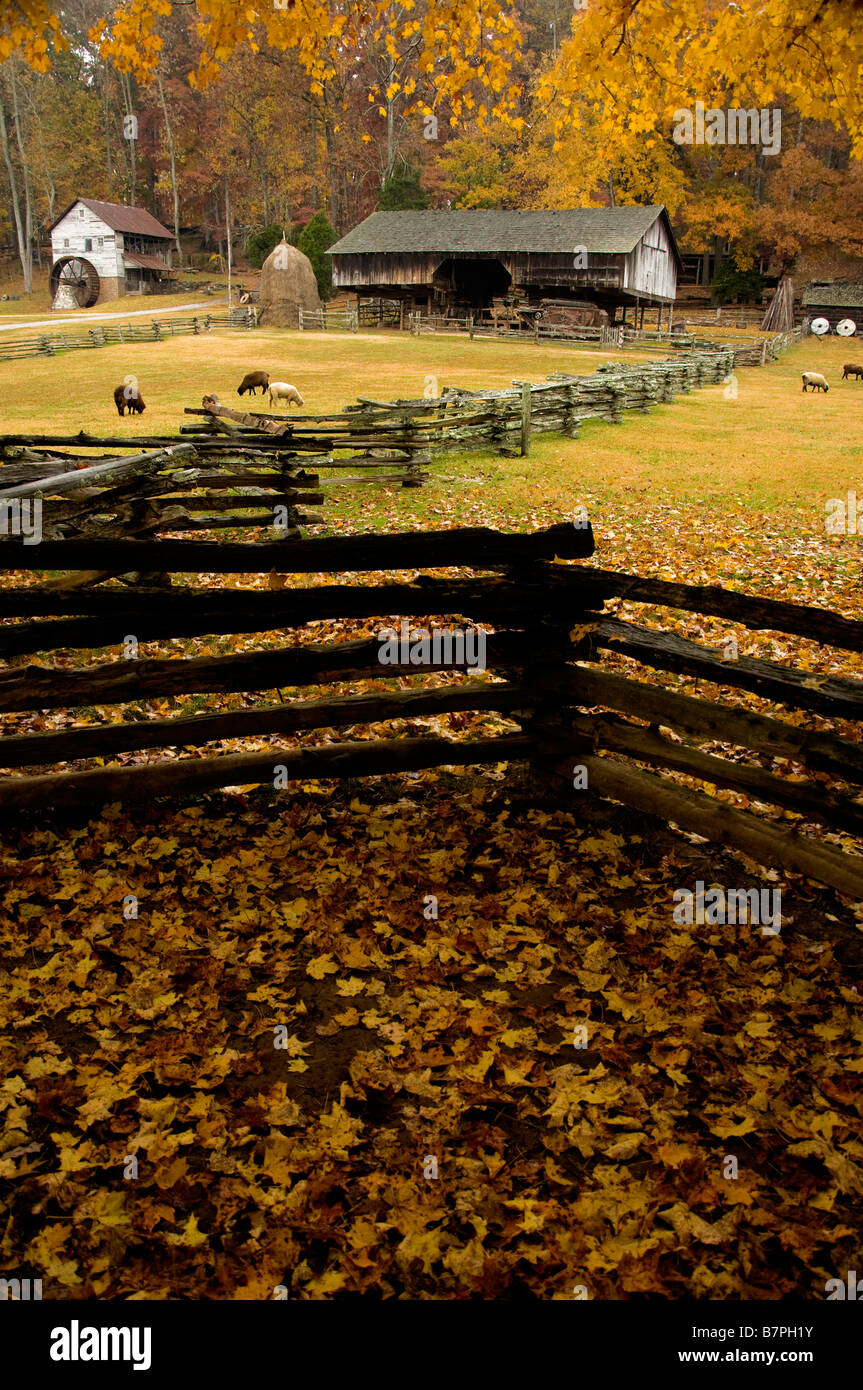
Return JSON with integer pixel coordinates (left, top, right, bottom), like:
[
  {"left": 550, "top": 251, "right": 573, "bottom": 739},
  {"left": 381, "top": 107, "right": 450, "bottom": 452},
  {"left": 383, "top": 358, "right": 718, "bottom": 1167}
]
[{"left": 49, "top": 256, "right": 100, "bottom": 307}]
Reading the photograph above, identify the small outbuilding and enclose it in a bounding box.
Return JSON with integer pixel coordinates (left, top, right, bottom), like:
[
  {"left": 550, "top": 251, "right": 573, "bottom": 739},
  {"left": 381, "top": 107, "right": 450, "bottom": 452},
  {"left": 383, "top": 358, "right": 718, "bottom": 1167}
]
[
  {"left": 801, "top": 281, "right": 863, "bottom": 333},
  {"left": 256, "top": 239, "right": 322, "bottom": 330},
  {"left": 48, "top": 197, "right": 174, "bottom": 306},
  {"left": 327, "top": 205, "right": 681, "bottom": 325}
]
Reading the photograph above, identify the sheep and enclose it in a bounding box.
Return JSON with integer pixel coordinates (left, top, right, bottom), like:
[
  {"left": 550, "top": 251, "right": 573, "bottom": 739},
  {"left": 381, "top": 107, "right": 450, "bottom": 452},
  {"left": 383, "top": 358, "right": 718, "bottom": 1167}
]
[
  {"left": 801, "top": 372, "right": 829, "bottom": 392},
  {"left": 842, "top": 363, "right": 863, "bottom": 380},
  {"left": 237, "top": 371, "right": 270, "bottom": 396},
  {"left": 267, "top": 381, "right": 305, "bottom": 408},
  {"left": 113, "top": 383, "right": 146, "bottom": 416}
]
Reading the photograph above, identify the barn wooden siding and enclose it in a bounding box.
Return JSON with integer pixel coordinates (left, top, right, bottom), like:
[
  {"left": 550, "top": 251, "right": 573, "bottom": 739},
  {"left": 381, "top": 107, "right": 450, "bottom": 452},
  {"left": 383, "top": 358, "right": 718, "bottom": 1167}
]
[
  {"left": 623, "top": 214, "right": 677, "bottom": 301},
  {"left": 333, "top": 246, "right": 675, "bottom": 303}
]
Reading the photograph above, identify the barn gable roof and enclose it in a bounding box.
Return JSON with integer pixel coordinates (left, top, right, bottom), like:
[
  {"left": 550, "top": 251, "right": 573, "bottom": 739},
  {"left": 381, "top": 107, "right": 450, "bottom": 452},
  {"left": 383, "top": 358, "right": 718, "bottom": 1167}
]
[
  {"left": 801, "top": 280, "right": 863, "bottom": 308},
  {"left": 329, "top": 206, "right": 681, "bottom": 266},
  {"left": 49, "top": 198, "right": 173, "bottom": 240}
]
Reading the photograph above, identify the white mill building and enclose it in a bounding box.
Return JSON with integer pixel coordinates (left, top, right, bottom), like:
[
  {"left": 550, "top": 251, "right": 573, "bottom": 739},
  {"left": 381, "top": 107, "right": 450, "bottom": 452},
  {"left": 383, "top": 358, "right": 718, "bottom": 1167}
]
[{"left": 48, "top": 197, "right": 174, "bottom": 307}]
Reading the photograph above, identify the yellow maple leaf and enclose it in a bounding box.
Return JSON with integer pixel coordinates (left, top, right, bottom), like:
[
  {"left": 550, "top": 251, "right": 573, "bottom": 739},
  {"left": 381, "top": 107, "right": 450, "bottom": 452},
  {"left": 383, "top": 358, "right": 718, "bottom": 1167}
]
[
  {"left": 167, "top": 1214, "right": 209, "bottom": 1248},
  {"left": 336, "top": 976, "right": 367, "bottom": 996},
  {"left": 307, "top": 953, "right": 338, "bottom": 979}
]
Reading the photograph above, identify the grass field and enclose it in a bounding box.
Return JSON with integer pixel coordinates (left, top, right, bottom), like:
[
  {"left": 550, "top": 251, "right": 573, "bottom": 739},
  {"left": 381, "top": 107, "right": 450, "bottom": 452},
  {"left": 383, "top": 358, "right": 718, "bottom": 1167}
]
[{"left": 1, "top": 324, "right": 860, "bottom": 532}]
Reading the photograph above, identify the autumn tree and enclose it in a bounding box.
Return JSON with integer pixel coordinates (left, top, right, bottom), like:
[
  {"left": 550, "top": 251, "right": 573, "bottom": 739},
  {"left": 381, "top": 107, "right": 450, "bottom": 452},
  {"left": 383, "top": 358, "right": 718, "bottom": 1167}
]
[
  {"left": 296, "top": 209, "right": 335, "bottom": 299},
  {"left": 537, "top": 0, "right": 863, "bottom": 161}
]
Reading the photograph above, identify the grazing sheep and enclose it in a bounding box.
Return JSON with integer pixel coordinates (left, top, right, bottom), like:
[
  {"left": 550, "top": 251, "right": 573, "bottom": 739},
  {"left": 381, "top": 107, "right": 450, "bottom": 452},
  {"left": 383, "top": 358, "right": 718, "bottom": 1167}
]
[
  {"left": 237, "top": 370, "right": 270, "bottom": 396},
  {"left": 267, "top": 381, "right": 305, "bottom": 408},
  {"left": 801, "top": 372, "right": 830, "bottom": 392},
  {"left": 842, "top": 363, "right": 863, "bottom": 380},
  {"left": 113, "top": 383, "right": 146, "bottom": 416}
]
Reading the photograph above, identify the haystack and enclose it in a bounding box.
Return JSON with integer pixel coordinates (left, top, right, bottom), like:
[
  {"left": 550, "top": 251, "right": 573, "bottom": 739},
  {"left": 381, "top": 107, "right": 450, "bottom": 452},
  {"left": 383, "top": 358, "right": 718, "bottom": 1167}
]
[{"left": 256, "top": 238, "right": 321, "bottom": 329}]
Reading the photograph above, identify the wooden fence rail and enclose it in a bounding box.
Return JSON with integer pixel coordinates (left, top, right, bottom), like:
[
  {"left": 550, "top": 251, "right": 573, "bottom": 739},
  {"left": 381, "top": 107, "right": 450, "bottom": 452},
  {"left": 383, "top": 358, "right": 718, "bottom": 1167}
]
[
  {"left": 0, "top": 337, "right": 800, "bottom": 510},
  {"left": 0, "top": 520, "right": 861, "bottom": 899},
  {"left": 0, "top": 441, "right": 328, "bottom": 547},
  {"left": 0, "top": 310, "right": 257, "bottom": 362}
]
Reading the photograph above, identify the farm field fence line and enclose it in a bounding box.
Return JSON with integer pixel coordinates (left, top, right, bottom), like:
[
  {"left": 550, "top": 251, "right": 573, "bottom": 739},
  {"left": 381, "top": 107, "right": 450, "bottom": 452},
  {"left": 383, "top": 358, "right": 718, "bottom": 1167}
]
[
  {"left": 0, "top": 308, "right": 257, "bottom": 362},
  {"left": 331, "top": 334, "right": 804, "bottom": 453}
]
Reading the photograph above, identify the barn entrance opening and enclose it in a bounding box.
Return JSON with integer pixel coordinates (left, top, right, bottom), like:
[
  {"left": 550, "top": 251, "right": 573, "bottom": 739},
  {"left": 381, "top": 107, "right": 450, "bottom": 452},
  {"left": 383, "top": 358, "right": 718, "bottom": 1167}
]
[{"left": 432, "top": 257, "right": 512, "bottom": 309}]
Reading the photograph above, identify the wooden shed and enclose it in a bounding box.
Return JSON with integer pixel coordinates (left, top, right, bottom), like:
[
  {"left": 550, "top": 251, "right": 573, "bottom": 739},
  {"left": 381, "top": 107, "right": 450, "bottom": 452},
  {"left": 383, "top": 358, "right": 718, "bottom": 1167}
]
[
  {"left": 801, "top": 281, "right": 863, "bottom": 334},
  {"left": 327, "top": 206, "right": 681, "bottom": 324}
]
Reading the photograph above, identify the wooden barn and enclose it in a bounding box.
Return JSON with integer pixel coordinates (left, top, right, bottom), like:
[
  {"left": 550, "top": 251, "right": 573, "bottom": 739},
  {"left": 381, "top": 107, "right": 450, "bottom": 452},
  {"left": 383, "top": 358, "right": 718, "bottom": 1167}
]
[
  {"left": 48, "top": 198, "right": 174, "bottom": 307},
  {"left": 327, "top": 206, "right": 682, "bottom": 326},
  {"left": 801, "top": 281, "right": 863, "bottom": 334}
]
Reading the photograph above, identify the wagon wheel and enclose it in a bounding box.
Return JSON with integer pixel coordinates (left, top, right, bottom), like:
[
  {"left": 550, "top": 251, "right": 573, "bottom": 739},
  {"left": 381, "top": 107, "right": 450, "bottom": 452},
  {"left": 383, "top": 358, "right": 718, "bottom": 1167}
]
[{"left": 49, "top": 256, "right": 100, "bottom": 308}]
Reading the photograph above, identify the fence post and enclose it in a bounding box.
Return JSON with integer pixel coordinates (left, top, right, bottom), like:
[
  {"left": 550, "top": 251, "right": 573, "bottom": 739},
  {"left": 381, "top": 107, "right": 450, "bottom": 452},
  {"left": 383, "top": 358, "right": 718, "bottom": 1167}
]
[
  {"left": 520, "top": 382, "right": 531, "bottom": 457},
  {"left": 564, "top": 383, "right": 581, "bottom": 439},
  {"left": 469, "top": 314, "right": 474, "bottom": 341}
]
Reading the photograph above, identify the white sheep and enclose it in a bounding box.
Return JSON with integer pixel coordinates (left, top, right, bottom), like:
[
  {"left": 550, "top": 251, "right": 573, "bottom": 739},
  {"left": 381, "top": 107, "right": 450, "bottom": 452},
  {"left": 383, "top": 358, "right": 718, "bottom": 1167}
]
[
  {"left": 801, "top": 372, "right": 830, "bottom": 392},
  {"left": 268, "top": 381, "right": 305, "bottom": 408}
]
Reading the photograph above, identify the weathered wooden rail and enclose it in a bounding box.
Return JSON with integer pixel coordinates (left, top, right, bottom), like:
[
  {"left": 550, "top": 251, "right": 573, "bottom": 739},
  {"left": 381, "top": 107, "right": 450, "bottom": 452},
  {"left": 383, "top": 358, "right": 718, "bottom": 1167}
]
[
  {"left": 0, "top": 442, "right": 328, "bottom": 549},
  {"left": 0, "top": 521, "right": 861, "bottom": 898},
  {"left": 0, "top": 339, "right": 804, "bottom": 509},
  {"left": 0, "top": 309, "right": 256, "bottom": 363},
  {"left": 337, "top": 347, "right": 747, "bottom": 451}
]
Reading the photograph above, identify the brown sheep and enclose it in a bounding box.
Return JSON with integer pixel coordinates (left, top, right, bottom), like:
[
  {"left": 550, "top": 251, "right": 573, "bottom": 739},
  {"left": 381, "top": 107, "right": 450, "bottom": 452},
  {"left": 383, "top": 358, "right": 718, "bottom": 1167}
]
[
  {"left": 842, "top": 363, "right": 863, "bottom": 380},
  {"left": 113, "top": 383, "right": 146, "bottom": 416},
  {"left": 237, "top": 370, "right": 270, "bottom": 396}
]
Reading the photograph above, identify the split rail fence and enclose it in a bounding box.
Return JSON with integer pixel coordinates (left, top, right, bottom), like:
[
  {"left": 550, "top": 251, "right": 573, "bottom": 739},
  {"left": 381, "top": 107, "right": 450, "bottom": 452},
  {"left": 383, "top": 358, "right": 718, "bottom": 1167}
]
[
  {"left": 0, "top": 309, "right": 256, "bottom": 363},
  {"left": 0, "top": 341, "right": 799, "bottom": 527},
  {"left": 337, "top": 342, "right": 785, "bottom": 453},
  {"left": 0, "top": 522, "right": 861, "bottom": 898}
]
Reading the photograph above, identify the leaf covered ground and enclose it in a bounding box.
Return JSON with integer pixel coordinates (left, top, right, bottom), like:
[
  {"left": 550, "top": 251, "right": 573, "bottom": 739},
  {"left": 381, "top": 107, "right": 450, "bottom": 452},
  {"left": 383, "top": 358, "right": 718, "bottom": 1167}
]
[{"left": 0, "top": 330, "right": 861, "bottom": 1299}]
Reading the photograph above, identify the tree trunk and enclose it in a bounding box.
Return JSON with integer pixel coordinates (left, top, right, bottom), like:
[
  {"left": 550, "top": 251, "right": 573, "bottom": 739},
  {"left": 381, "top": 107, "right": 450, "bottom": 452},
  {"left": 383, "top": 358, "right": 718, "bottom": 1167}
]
[
  {"left": 22, "top": 78, "right": 55, "bottom": 228},
  {"left": 0, "top": 69, "right": 32, "bottom": 294},
  {"left": 224, "top": 174, "right": 232, "bottom": 307},
  {"left": 121, "top": 69, "right": 136, "bottom": 204},
  {"left": 155, "top": 72, "right": 182, "bottom": 265},
  {"left": 9, "top": 62, "right": 34, "bottom": 291},
  {"left": 102, "top": 63, "right": 113, "bottom": 193}
]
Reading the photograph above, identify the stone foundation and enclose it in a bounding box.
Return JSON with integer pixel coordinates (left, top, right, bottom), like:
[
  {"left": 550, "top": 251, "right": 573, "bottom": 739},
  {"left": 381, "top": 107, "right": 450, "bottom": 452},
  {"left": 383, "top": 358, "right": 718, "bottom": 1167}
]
[{"left": 97, "top": 276, "right": 123, "bottom": 302}]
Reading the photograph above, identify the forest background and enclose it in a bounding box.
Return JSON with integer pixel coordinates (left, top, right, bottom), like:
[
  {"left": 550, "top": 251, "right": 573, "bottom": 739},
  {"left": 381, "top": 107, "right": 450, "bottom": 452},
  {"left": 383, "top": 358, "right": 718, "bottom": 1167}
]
[{"left": 0, "top": 0, "right": 861, "bottom": 297}]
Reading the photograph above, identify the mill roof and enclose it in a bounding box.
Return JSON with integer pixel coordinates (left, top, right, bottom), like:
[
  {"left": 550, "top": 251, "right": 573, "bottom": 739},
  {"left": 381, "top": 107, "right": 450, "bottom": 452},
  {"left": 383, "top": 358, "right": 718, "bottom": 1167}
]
[{"left": 49, "top": 198, "right": 173, "bottom": 240}]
